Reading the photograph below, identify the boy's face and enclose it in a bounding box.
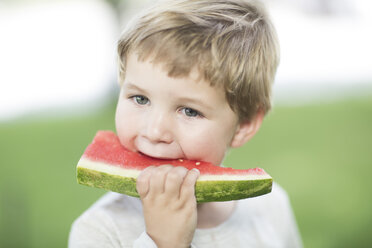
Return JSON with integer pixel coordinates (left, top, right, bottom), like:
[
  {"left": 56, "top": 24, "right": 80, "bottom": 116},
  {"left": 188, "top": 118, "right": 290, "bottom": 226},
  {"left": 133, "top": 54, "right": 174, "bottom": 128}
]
[{"left": 115, "top": 53, "right": 240, "bottom": 166}]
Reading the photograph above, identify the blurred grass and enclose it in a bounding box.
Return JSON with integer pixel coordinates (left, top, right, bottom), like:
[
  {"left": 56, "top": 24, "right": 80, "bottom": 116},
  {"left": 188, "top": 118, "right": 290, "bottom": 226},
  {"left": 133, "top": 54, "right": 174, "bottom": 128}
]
[
  {"left": 226, "top": 97, "right": 372, "bottom": 248},
  {"left": 0, "top": 96, "right": 371, "bottom": 247}
]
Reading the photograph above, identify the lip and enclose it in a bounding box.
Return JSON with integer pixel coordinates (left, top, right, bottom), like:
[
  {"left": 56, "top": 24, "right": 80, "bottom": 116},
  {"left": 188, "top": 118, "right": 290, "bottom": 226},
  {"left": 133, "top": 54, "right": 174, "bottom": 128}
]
[
  {"left": 137, "top": 150, "right": 181, "bottom": 160},
  {"left": 134, "top": 136, "right": 184, "bottom": 160}
]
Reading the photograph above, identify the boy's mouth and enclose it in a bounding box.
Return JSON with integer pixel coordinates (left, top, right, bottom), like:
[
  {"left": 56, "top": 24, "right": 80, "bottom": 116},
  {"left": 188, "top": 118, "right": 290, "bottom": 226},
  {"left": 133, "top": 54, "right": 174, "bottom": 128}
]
[
  {"left": 134, "top": 137, "right": 185, "bottom": 160},
  {"left": 137, "top": 150, "right": 183, "bottom": 161}
]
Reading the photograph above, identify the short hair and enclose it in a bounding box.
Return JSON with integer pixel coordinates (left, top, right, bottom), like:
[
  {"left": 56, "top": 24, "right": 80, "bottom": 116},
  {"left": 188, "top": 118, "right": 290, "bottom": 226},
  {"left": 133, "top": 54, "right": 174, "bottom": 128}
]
[{"left": 118, "top": 0, "right": 279, "bottom": 121}]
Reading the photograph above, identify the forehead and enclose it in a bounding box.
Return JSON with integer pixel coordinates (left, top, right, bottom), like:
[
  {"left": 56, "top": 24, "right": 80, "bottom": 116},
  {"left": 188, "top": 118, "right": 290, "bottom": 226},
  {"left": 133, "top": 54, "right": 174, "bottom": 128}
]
[
  {"left": 124, "top": 52, "right": 228, "bottom": 104},
  {"left": 129, "top": 47, "right": 203, "bottom": 79},
  {"left": 126, "top": 51, "right": 202, "bottom": 85}
]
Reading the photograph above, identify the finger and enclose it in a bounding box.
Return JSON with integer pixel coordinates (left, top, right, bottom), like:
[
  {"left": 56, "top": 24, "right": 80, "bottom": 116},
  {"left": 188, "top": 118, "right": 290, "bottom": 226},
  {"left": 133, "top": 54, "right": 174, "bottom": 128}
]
[
  {"left": 136, "top": 166, "right": 156, "bottom": 198},
  {"left": 164, "top": 166, "right": 188, "bottom": 198},
  {"left": 180, "top": 168, "right": 200, "bottom": 201},
  {"left": 149, "top": 164, "right": 174, "bottom": 195}
]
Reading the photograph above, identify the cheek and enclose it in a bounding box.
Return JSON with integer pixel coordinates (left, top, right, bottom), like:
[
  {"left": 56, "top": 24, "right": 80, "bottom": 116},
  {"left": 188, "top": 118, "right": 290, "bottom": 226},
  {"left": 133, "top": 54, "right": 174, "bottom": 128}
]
[
  {"left": 115, "top": 102, "right": 137, "bottom": 150},
  {"left": 181, "top": 127, "right": 231, "bottom": 165}
]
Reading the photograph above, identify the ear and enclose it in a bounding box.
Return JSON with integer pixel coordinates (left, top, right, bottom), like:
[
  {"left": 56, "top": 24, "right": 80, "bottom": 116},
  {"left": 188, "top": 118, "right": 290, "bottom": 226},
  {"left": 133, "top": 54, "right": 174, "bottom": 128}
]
[{"left": 230, "top": 110, "right": 265, "bottom": 148}]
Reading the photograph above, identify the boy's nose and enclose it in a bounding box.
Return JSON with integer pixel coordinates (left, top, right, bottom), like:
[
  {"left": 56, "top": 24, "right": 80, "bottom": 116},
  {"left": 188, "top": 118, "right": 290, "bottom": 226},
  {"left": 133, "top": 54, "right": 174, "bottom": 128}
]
[{"left": 143, "top": 110, "right": 173, "bottom": 144}]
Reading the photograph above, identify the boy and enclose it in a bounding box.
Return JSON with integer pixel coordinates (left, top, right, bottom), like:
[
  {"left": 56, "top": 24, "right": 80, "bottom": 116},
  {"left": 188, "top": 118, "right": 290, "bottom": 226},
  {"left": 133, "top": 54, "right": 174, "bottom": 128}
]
[{"left": 69, "top": 0, "right": 302, "bottom": 247}]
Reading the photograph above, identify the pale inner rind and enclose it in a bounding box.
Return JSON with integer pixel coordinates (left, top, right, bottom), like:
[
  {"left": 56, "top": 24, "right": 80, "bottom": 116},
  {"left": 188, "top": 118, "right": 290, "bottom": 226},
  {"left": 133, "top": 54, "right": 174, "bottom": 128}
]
[{"left": 77, "top": 158, "right": 272, "bottom": 181}]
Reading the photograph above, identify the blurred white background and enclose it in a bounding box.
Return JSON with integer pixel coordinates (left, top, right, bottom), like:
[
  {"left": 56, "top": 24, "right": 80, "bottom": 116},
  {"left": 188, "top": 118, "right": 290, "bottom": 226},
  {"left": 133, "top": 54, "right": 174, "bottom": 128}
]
[{"left": 0, "top": 0, "right": 371, "bottom": 121}]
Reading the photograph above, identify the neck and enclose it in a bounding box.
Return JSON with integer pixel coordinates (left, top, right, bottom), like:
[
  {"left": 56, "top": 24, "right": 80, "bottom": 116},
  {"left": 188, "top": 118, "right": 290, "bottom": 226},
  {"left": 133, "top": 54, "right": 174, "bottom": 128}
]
[{"left": 196, "top": 201, "right": 236, "bottom": 229}]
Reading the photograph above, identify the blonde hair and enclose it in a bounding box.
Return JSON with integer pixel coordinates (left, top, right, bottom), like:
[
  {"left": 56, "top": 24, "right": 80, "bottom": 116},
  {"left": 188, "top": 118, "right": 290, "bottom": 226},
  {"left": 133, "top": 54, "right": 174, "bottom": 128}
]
[{"left": 118, "top": 0, "right": 279, "bottom": 121}]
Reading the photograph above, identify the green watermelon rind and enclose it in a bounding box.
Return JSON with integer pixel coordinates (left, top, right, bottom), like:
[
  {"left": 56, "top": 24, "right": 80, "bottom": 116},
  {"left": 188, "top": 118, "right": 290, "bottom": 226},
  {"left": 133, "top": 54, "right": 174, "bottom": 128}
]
[{"left": 77, "top": 167, "right": 273, "bottom": 203}]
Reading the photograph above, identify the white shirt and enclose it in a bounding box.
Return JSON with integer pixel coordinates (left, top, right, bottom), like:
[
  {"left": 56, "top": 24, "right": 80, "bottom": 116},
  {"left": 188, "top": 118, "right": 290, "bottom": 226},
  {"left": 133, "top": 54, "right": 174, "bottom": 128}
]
[{"left": 69, "top": 183, "right": 302, "bottom": 248}]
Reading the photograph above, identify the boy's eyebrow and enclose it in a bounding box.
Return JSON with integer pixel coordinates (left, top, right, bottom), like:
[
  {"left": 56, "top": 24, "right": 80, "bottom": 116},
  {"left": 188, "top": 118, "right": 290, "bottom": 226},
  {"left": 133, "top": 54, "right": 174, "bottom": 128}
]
[
  {"left": 177, "top": 97, "right": 213, "bottom": 110},
  {"left": 123, "top": 82, "right": 149, "bottom": 94}
]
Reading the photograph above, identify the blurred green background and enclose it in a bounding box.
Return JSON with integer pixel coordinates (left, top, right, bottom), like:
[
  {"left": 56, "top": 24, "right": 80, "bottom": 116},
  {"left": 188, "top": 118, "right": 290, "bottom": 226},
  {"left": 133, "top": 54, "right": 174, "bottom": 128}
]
[{"left": 1, "top": 95, "right": 371, "bottom": 247}]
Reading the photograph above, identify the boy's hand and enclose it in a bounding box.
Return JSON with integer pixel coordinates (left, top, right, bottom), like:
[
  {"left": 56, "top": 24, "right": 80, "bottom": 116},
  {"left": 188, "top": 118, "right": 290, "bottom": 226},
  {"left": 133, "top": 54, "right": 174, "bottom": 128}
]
[{"left": 136, "top": 165, "right": 200, "bottom": 248}]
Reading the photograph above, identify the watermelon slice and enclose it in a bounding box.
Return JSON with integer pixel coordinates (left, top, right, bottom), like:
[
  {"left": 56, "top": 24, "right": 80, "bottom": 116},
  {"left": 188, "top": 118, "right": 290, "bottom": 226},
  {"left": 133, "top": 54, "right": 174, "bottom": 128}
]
[{"left": 76, "top": 131, "right": 272, "bottom": 202}]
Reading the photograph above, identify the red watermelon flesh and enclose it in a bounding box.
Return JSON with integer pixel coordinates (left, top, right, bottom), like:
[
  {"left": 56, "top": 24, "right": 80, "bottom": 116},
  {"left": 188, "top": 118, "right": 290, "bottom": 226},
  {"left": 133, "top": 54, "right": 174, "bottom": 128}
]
[
  {"left": 77, "top": 131, "right": 272, "bottom": 202},
  {"left": 84, "top": 131, "right": 267, "bottom": 176}
]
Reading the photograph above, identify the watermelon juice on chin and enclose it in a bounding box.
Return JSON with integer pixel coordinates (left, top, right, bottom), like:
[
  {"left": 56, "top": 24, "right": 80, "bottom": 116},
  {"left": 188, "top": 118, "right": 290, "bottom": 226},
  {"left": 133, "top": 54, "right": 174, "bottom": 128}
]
[{"left": 76, "top": 131, "right": 272, "bottom": 202}]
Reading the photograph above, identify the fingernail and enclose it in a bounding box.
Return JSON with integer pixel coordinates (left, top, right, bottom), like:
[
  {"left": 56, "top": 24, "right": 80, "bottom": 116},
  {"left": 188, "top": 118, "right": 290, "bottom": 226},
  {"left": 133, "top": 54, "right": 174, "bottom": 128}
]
[{"left": 192, "top": 168, "right": 200, "bottom": 174}]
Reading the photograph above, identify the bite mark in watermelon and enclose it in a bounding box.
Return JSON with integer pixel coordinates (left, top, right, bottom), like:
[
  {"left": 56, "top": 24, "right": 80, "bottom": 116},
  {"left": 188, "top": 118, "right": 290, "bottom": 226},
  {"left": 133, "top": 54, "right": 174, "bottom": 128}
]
[{"left": 76, "top": 131, "right": 272, "bottom": 202}]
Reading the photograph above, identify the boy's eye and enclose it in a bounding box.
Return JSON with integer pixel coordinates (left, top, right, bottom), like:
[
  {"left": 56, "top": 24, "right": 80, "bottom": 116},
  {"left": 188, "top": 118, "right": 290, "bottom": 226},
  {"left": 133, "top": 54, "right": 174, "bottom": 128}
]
[
  {"left": 132, "top": 95, "right": 149, "bottom": 105},
  {"left": 182, "top": 107, "right": 201, "bottom": 118}
]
